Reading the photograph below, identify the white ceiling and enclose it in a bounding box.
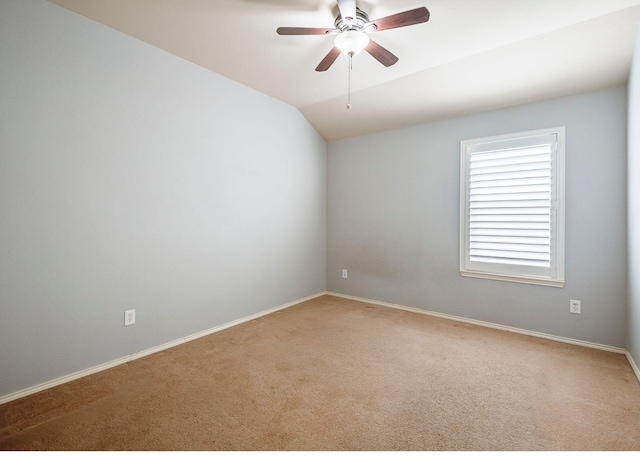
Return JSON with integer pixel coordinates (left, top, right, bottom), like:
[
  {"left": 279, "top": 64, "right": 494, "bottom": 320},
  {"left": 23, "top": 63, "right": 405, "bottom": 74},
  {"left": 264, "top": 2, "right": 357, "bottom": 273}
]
[{"left": 48, "top": 0, "right": 640, "bottom": 141}]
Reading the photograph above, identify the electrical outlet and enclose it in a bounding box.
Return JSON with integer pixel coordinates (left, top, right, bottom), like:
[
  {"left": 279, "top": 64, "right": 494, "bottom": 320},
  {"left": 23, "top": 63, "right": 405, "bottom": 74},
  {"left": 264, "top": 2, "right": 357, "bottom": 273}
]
[
  {"left": 569, "top": 300, "right": 581, "bottom": 314},
  {"left": 342, "top": 269, "right": 348, "bottom": 279},
  {"left": 124, "top": 309, "right": 136, "bottom": 326}
]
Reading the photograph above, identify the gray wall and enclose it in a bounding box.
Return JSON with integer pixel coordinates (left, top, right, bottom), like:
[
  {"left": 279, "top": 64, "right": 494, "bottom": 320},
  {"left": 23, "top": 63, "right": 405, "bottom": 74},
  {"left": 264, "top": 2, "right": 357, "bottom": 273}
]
[
  {"left": 629, "top": 25, "right": 640, "bottom": 368},
  {"left": 328, "top": 86, "right": 628, "bottom": 348},
  {"left": 0, "top": 0, "right": 327, "bottom": 398}
]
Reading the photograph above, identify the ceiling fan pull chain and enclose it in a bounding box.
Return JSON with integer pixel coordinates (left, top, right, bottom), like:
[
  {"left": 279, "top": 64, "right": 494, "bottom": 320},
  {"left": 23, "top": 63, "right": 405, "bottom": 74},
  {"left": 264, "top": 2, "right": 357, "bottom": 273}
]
[{"left": 346, "top": 54, "right": 352, "bottom": 110}]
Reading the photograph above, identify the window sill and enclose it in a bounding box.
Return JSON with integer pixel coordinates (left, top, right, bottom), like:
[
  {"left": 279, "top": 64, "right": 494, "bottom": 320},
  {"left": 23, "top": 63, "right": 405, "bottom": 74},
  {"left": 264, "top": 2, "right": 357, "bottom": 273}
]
[{"left": 460, "top": 270, "right": 565, "bottom": 288}]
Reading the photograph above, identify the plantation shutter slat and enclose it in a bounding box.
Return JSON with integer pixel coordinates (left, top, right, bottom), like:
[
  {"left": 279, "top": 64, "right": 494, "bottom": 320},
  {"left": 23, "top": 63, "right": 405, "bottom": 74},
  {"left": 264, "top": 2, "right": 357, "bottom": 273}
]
[{"left": 468, "top": 145, "right": 552, "bottom": 268}]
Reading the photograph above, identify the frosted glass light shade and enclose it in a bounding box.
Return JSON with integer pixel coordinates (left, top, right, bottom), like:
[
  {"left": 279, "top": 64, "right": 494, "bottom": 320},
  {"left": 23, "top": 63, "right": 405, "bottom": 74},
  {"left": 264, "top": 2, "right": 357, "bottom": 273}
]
[{"left": 334, "top": 31, "right": 370, "bottom": 56}]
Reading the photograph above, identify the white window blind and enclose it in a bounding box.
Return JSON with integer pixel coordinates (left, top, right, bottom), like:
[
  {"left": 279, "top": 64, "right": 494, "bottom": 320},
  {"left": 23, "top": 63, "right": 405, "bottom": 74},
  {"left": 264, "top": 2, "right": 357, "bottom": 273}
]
[{"left": 460, "top": 128, "right": 565, "bottom": 287}]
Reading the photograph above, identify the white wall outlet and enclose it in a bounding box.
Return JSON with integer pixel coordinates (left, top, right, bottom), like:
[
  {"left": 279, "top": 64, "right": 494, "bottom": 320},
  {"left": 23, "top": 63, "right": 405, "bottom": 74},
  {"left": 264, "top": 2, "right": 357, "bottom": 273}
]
[
  {"left": 124, "top": 309, "right": 136, "bottom": 326},
  {"left": 342, "top": 269, "right": 348, "bottom": 279},
  {"left": 569, "top": 300, "right": 581, "bottom": 314}
]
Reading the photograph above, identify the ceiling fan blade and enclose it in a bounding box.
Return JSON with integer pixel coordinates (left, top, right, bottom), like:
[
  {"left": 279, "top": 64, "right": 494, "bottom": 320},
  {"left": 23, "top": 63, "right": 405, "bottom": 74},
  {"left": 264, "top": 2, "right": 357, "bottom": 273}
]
[
  {"left": 316, "top": 47, "right": 341, "bottom": 72},
  {"left": 277, "top": 27, "right": 333, "bottom": 35},
  {"left": 370, "top": 7, "right": 430, "bottom": 32},
  {"left": 337, "top": 0, "right": 357, "bottom": 22},
  {"left": 365, "top": 39, "right": 399, "bottom": 67}
]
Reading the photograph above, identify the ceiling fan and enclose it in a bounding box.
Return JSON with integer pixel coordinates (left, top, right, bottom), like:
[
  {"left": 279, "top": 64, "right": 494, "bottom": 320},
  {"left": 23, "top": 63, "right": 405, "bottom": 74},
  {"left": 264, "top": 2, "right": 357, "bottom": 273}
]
[{"left": 276, "top": 0, "right": 430, "bottom": 72}]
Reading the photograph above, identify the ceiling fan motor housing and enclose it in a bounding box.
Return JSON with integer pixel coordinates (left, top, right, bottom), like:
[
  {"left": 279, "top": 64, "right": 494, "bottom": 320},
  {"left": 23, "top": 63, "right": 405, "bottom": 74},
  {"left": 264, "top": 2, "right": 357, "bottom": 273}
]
[{"left": 334, "top": 7, "right": 371, "bottom": 32}]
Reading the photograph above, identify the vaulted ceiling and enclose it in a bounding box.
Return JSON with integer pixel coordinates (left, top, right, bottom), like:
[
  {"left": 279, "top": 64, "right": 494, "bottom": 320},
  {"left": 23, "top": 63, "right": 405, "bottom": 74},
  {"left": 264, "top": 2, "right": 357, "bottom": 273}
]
[{"left": 48, "top": 0, "right": 640, "bottom": 141}]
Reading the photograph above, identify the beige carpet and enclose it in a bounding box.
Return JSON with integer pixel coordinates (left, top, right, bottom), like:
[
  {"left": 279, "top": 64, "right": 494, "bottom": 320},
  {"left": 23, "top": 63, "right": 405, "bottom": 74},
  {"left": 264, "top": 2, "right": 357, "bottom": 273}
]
[{"left": 1, "top": 295, "right": 639, "bottom": 450}]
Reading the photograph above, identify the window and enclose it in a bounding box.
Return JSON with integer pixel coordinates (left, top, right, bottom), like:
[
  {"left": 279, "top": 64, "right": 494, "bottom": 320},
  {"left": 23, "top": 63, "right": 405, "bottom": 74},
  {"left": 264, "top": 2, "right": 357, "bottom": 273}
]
[{"left": 460, "top": 127, "right": 565, "bottom": 287}]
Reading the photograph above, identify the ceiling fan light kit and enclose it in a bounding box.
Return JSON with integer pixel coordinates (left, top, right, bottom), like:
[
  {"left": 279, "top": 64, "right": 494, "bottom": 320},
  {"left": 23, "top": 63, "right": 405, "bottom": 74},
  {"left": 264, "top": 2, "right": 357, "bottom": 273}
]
[
  {"left": 334, "top": 31, "right": 370, "bottom": 56},
  {"left": 277, "top": 0, "right": 430, "bottom": 108}
]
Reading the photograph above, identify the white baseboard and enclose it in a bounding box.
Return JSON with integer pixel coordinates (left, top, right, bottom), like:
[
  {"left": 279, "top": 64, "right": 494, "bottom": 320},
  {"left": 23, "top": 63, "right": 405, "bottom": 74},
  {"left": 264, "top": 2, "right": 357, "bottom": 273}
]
[
  {"left": 0, "top": 292, "right": 327, "bottom": 405},
  {"left": 327, "top": 292, "right": 627, "bottom": 355},
  {"left": 627, "top": 351, "right": 640, "bottom": 384},
  {"left": 4, "top": 291, "right": 637, "bottom": 405}
]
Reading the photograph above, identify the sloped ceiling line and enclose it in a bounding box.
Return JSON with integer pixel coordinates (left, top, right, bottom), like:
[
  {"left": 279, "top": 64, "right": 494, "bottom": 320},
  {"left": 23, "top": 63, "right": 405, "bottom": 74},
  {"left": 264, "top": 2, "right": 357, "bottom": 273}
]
[{"left": 47, "top": 0, "right": 640, "bottom": 140}]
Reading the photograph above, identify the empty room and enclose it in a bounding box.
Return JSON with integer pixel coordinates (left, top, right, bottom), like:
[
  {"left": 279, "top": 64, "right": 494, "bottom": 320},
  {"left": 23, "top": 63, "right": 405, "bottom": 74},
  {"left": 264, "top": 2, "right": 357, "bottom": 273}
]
[{"left": 1, "top": 0, "right": 640, "bottom": 451}]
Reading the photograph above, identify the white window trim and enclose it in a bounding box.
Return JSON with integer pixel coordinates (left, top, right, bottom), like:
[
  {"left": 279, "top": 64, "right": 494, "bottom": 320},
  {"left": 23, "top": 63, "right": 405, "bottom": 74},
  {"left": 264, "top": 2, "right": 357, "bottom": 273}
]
[{"left": 460, "top": 127, "right": 565, "bottom": 287}]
